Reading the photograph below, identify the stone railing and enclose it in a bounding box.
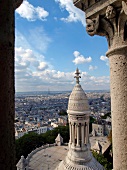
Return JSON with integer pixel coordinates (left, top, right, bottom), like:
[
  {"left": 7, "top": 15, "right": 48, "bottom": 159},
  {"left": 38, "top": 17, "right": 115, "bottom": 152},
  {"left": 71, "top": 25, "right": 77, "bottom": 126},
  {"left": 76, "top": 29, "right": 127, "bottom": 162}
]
[{"left": 16, "top": 143, "right": 57, "bottom": 170}]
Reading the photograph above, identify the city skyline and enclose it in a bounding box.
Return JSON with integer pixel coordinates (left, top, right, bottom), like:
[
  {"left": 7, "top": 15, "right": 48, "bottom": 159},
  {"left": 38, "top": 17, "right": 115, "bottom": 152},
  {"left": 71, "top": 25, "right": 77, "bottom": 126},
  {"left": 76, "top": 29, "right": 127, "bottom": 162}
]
[{"left": 15, "top": 0, "right": 109, "bottom": 92}]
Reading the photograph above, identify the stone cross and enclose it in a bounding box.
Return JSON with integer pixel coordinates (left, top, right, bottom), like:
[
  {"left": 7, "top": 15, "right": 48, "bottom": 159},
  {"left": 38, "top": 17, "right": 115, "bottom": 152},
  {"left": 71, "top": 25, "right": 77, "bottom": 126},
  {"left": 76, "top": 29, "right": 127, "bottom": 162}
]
[{"left": 74, "top": 68, "right": 81, "bottom": 84}]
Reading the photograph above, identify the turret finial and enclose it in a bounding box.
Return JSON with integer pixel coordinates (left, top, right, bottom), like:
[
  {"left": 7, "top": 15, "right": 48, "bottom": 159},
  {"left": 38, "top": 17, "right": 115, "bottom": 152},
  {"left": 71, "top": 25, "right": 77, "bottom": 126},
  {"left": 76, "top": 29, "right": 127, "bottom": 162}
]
[{"left": 74, "top": 68, "right": 81, "bottom": 84}]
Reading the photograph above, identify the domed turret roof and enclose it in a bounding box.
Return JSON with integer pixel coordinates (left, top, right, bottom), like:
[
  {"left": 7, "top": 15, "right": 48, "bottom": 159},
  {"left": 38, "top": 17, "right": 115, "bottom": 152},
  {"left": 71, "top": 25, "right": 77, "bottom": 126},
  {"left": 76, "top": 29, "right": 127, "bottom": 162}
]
[{"left": 68, "top": 68, "right": 89, "bottom": 113}]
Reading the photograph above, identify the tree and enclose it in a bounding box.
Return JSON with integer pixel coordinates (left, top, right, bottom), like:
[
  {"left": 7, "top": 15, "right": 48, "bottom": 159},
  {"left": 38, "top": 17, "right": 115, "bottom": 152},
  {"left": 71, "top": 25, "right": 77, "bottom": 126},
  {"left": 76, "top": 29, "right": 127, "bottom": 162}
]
[
  {"left": 15, "top": 126, "right": 69, "bottom": 163},
  {"left": 15, "top": 133, "right": 44, "bottom": 163},
  {"left": 58, "top": 109, "right": 67, "bottom": 116},
  {"left": 89, "top": 116, "right": 95, "bottom": 133},
  {"left": 92, "top": 151, "right": 113, "bottom": 170}
]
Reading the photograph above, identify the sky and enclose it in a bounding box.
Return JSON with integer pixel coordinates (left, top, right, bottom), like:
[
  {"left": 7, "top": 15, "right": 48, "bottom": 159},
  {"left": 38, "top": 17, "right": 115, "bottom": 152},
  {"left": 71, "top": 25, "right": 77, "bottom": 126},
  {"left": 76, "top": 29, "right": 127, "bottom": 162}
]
[{"left": 15, "top": 0, "right": 110, "bottom": 92}]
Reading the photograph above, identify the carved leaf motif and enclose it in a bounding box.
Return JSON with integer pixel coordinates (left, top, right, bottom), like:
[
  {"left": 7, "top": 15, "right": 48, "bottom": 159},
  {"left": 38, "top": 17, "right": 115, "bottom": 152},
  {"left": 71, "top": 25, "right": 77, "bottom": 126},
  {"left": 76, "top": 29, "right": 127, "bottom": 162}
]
[{"left": 121, "top": 1, "right": 127, "bottom": 15}]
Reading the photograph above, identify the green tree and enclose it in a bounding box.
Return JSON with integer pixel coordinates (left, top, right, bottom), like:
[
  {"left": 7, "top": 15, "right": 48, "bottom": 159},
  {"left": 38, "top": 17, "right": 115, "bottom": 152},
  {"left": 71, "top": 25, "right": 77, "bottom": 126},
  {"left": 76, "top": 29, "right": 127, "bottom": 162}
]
[
  {"left": 58, "top": 109, "right": 67, "bottom": 116},
  {"left": 15, "top": 126, "right": 69, "bottom": 163},
  {"left": 15, "top": 133, "right": 44, "bottom": 163},
  {"left": 92, "top": 151, "right": 113, "bottom": 170},
  {"left": 89, "top": 116, "right": 95, "bottom": 133}
]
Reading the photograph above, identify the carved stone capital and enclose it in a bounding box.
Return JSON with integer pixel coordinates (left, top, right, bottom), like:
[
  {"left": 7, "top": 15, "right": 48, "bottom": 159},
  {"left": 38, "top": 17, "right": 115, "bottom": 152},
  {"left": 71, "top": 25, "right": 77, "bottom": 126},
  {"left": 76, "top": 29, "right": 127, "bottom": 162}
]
[
  {"left": 75, "top": 1, "right": 127, "bottom": 49},
  {"left": 86, "top": 3, "right": 127, "bottom": 49}
]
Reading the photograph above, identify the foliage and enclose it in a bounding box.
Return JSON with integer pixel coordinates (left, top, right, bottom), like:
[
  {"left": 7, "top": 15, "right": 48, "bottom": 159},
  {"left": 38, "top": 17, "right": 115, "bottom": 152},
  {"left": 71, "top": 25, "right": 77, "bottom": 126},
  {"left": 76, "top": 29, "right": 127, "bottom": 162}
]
[
  {"left": 92, "top": 151, "right": 113, "bottom": 170},
  {"left": 58, "top": 109, "right": 67, "bottom": 116},
  {"left": 101, "top": 112, "right": 111, "bottom": 119},
  {"left": 15, "top": 132, "right": 44, "bottom": 163},
  {"left": 89, "top": 116, "right": 95, "bottom": 133},
  {"left": 15, "top": 126, "right": 69, "bottom": 163},
  {"left": 41, "top": 125, "right": 69, "bottom": 144},
  {"left": 16, "top": 126, "right": 113, "bottom": 170}
]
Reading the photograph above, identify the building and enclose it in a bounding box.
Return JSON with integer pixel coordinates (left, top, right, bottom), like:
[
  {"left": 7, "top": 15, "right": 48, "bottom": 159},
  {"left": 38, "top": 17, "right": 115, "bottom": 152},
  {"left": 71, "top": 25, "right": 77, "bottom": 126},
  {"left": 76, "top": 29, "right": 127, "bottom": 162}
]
[
  {"left": 56, "top": 69, "right": 104, "bottom": 170},
  {"left": 16, "top": 69, "right": 105, "bottom": 170},
  {"left": 92, "top": 123, "right": 104, "bottom": 136}
]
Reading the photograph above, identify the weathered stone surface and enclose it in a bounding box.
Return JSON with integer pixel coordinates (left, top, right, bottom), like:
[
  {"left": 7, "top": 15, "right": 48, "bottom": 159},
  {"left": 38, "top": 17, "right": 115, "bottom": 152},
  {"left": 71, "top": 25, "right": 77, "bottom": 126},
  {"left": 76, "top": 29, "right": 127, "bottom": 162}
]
[
  {"left": 0, "top": 2, "right": 15, "bottom": 170},
  {"left": 0, "top": 0, "right": 22, "bottom": 169},
  {"left": 73, "top": 0, "right": 127, "bottom": 169}
]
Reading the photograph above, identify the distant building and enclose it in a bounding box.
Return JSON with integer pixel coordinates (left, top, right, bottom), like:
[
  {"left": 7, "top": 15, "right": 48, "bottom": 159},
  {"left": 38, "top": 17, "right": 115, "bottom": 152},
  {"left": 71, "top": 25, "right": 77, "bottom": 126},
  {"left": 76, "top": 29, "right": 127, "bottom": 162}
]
[
  {"left": 15, "top": 126, "right": 48, "bottom": 139},
  {"left": 58, "top": 116, "right": 67, "bottom": 125},
  {"left": 92, "top": 122, "right": 111, "bottom": 136}
]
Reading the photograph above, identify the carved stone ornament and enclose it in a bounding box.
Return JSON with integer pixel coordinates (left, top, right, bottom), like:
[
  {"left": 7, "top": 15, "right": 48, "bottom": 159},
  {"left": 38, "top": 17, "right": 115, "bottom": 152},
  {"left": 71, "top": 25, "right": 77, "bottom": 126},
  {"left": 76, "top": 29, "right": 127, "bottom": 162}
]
[
  {"left": 121, "top": 1, "right": 127, "bottom": 15},
  {"left": 106, "top": 5, "right": 116, "bottom": 19},
  {"left": 86, "top": 16, "right": 99, "bottom": 36}
]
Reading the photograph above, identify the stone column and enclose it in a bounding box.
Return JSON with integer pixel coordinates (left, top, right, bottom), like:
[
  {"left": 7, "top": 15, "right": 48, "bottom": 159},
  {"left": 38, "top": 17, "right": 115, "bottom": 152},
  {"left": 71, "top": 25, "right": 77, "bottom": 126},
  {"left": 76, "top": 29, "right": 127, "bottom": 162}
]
[
  {"left": 85, "top": 123, "right": 88, "bottom": 144},
  {"left": 87, "top": 121, "right": 89, "bottom": 143},
  {"left": 84, "top": 122, "right": 86, "bottom": 144},
  {"left": 0, "top": 1, "right": 22, "bottom": 169},
  {"left": 69, "top": 123, "right": 72, "bottom": 143},
  {"left": 81, "top": 124, "right": 84, "bottom": 147},
  {"left": 77, "top": 124, "right": 80, "bottom": 146},
  {"left": 73, "top": 1, "right": 127, "bottom": 169},
  {"left": 107, "top": 46, "right": 127, "bottom": 170},
  {"left": 72, "top": 124, "right": 75, "bottom": 145}
]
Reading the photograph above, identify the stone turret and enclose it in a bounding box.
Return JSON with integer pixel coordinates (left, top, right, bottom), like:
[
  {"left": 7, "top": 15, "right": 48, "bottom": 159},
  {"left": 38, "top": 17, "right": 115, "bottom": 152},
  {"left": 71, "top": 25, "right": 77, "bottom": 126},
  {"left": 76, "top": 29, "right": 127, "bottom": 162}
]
[
  {"left": 56, "top": 69, "right": 104, "bottom": 170},
  {"left": 16, "top": 156, "right": 27, "bottom": 170},
  {"left": 55, "top": 133, "right": 63, "bottom": 146}
]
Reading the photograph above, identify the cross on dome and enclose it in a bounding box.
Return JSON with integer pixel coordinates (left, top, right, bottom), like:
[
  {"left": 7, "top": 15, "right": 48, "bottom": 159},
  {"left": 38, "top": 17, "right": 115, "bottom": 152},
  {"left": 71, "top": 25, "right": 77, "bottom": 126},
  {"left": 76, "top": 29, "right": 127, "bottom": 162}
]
[{"left": 74, "top": 68, "right": 81, "bottom": 84}]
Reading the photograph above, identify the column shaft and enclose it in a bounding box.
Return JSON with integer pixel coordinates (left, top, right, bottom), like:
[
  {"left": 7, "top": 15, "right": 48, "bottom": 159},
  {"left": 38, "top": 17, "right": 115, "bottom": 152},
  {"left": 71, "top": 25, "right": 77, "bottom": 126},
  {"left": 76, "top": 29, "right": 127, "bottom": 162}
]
[
  {"left": 77, "top": 125, "right": 80, "bottom": 146},
  {"left": 72, "top": 124, "right": 75, "bottom": 145},
  {"left": 81, "top": 125, "right": 84, "bottom": 147},
  {"left": 85, "top": 124, "right": 88, "bottom": 144},
  {"left": 108, "top": 49, "right": 127, "bottom": 170},
  {"left": 0, "top": 1, "right": 15, "bottom": 170},
  {"left": 69, "top": 123, "right": 72, "bottom": 143},
  {"left": 87, "top": 121, "right": 89, "bottom": 143}
]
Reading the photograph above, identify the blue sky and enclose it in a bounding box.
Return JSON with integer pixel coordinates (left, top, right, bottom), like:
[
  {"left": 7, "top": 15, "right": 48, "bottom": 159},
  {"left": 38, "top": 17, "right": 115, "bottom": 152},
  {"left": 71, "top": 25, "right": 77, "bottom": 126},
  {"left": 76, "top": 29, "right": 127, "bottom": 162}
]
[{"left": 15, "top": 0, "right": 110, "bottom": 92}]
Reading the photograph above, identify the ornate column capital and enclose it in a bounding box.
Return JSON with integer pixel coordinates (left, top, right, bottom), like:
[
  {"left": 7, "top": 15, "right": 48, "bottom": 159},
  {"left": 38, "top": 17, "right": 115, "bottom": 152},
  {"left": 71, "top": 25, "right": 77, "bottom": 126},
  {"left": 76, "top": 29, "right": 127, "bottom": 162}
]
[{"left": 74, "top": 0, "right": 127, "bottom": 51}]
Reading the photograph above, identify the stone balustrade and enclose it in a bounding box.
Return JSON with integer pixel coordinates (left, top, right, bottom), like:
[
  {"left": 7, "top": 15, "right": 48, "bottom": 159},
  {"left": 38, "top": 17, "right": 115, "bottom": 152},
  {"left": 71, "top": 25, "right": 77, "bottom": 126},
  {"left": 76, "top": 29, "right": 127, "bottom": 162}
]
[{"left": 16, "top": 143, "right": 57, "bottom": 170}]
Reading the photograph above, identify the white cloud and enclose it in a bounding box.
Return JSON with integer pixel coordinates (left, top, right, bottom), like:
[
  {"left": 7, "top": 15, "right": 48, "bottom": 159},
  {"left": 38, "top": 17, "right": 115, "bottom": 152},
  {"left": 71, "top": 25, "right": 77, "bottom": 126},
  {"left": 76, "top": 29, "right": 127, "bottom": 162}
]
[
  {"left": 100, "top": 55, "right": 109, "bottom": 66},
  {"left": 38, "top": 62, "right": 48, "bottom": 71},
  {"left": 89, "top": 65, "right": 98, "bottom": 71},
  {"left": 55, "top": 0, "right": 85, "bottom": 26},
  {"left": 73, "top": 51, "right": 92, "bottom": 65},
  {"left": 15, "top": 60, "right": 110, "bottom": 91},
  {"left": 16, "top": 0, "right": 49, "bottom": 21},
  {"left": 15, "top": 47, "right": 50, "bottom": 72}
]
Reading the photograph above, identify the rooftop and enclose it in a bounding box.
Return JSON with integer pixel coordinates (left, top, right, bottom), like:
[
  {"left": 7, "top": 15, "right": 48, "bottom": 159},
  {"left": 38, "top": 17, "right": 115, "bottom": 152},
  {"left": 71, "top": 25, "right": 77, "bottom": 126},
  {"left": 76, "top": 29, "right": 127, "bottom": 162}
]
[{"left": 27, "top": 137, "right": 110, "bottom": 170}]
